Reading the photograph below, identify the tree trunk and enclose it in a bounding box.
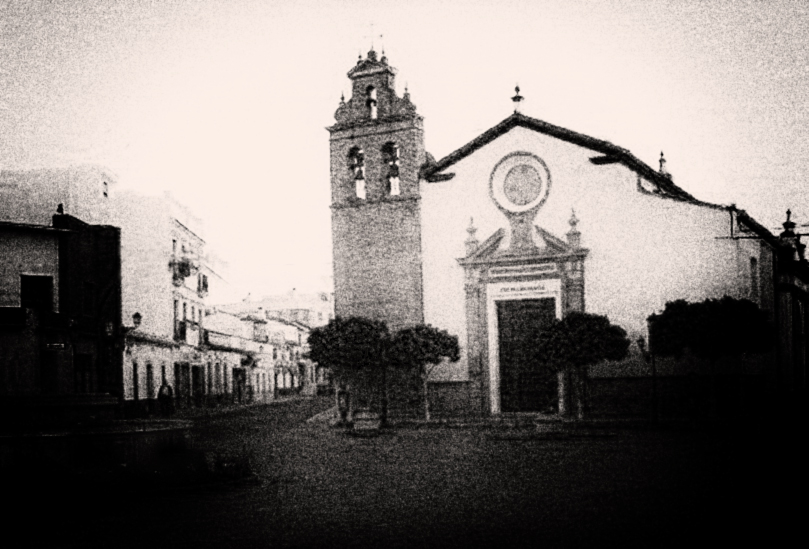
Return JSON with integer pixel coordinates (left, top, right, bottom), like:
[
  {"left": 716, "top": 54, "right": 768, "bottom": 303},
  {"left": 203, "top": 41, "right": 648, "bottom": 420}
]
[
  {"left": 380, "top": 367, "right": 388, "bottom": 427},
  {"left": 574, "top": 367, "right": 587, "bottom": 420},
  {"left": 557, "top": 369, "right": 568, "bottom": 417},
  {"left": 423, "top": 375, "right": 431, "bottom": 422}
]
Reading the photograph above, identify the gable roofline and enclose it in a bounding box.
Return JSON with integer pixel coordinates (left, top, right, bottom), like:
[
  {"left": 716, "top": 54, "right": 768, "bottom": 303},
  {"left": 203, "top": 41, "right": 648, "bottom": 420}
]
[
  {"left": 421, "top": 112, "right": 708, "bottom": 205},
  {"left": 732, "top": 206, "right": 780, "bottom": 248}
]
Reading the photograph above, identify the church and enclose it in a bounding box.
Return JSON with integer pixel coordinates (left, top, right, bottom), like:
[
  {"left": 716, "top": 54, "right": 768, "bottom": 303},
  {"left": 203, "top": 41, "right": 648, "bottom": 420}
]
[{"left": 329, "top": 49, "right": 771, "bottom": 416}]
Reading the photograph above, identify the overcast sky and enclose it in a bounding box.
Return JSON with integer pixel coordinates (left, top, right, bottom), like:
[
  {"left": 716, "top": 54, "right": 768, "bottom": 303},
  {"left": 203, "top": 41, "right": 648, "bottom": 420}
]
[{"left": 2, "top": 0, "right": 808, "bottom": 299}]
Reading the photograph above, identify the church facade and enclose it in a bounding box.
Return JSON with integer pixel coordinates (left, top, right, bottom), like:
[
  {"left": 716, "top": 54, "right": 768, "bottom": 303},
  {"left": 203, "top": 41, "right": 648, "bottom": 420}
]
[{"left": 329, "top": 50, "right": 771, "bottom": 416}]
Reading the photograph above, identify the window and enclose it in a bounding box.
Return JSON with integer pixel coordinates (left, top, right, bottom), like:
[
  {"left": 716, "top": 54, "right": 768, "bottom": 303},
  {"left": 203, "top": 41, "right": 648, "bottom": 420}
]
[
  {"left": 174, "top": 299, "right": 180, "bottom": 338},
  {"left": 366, "top": 86, "right": 377, "bottom": 119},
  {"left": 20, "top": 275, "right": 53, "bottom": 312},
  {"left": 172, "top": 239, "right": 177, "bottom": 255},
  {"left": 382, "top": 142, "right": 401, "bottom": 196},
  {"left": 348, "top": 147, "right": 365, "bottom": 199}
]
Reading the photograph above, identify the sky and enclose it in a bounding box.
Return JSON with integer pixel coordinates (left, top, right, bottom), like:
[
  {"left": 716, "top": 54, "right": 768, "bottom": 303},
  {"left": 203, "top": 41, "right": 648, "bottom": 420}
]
[{"left": 2, "top": 0, "right": 808, "bottom": 299}]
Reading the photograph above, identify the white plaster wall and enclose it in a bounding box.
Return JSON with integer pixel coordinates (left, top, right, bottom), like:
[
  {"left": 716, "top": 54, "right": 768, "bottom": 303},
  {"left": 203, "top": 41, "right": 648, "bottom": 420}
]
[
  {"left": 0, "top": 166, "right": 117, "bottom": 226},
  {"left": 123, "top": 343, "right": 175, "bottom": 400},
  {"left": 114, "top": 192, "right": 175, "bottom": 338},
  {"left": 421, "top": 126, "right": 762, "bottom": 380},
  {"left": 0, "top": 231, "right": 60, "bottom": 310},
  {"left": 206, "top": 312, "right": 253, "bottom": 339}
]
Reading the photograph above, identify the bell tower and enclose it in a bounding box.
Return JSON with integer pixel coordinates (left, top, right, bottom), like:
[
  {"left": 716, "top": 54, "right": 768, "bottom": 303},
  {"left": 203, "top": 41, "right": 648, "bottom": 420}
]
[{"left": 328, "top": 49, "right": 425, "bottom": 330}]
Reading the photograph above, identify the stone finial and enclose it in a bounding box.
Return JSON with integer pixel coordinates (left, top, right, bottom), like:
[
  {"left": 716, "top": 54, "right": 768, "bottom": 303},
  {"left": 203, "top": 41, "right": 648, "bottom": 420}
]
[
  {"left": 567, "top": 209, "right": 581, "bottom": 248},
  {"left": 367, "top": 49, "right": 378, "bottom": 61},
  {"left": 781, "top": 209, "right": 797, "bottom": 238},
  {"left": 511, "top": 85, "right": 524, "bottom": 114},
  {"left": 659, "top": 151, "right": 672, "bottom": 178},
  {"left": 340, "top": 92, "right": 345, "bottom": 104},
  {"left": 784, "top": 209, "right": 795, "bottom": 230},
  {"left": 780, "top": 209, "right": 801, "bottom": 261},
  {"left": 465, "top": 217, "right": 479, "bottom": 256}
]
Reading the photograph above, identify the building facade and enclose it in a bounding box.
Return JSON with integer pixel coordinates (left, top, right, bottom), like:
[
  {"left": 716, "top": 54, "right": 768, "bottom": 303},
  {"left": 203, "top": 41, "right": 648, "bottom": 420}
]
[
  {"left": 329, "top": 50, "right": 775, "bottom": 416},
  {"left": 219, "top": 289, "right": 334, "bottom": 329},
  {"left": 0, "top": 168, "right": 240, "bottom": 416},
  {"left": 0, "top": 213, "right": 121, "bottom": 425}
]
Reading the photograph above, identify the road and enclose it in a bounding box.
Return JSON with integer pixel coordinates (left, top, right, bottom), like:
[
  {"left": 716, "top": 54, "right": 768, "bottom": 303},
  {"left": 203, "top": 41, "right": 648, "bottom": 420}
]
[{"left": 10, "top": 397, "right": 800, "bottom": 548}]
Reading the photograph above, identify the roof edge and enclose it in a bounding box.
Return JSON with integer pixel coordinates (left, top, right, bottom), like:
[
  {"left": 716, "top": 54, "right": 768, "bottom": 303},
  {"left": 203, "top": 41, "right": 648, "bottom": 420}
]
[{"left": 422, "top": 112, "right": 718, "bottom": 208}]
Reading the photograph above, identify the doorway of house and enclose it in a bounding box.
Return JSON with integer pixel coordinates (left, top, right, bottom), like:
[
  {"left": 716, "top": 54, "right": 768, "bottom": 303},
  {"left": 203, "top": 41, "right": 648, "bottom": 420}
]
[
  {"left": 497, "top": 298, "right": 557, "bottom": 412},
  {"left": 192, "top": 365, "right": 204, "bottom": 407}
]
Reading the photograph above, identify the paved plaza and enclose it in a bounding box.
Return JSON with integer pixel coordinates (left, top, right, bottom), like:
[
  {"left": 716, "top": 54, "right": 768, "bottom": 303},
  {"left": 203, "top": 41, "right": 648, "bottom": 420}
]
[{"left": 10, "top": 397, "right": 799, "bottom": 548}]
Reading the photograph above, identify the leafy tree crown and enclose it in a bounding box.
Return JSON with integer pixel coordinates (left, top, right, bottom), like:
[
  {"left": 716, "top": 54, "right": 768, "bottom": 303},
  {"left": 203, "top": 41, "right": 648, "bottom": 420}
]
[
  {"left": 307, "top": 316, "right": 390, "bottom": 377},
  {"left": 533, "top": 312, "right": 630, "bottom": 371},
  {"left": 388, "top": 324, "right": 460, "bottom": 373},
  {"left": 647, "top": 296, "right": 773, "bottom": 360}
]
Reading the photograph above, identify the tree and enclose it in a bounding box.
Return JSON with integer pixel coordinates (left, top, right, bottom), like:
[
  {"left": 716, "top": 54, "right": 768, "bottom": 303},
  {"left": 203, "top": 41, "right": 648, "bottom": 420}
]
[
  {"left": 533, "top": 312, "right": 630, "bottom": 418},
  {"left": 647, "top": 296, "right": 774, "bottom": 418},
  {"left": 388, "top": 324, "right": 460, "bottom": 421},
  {"left": 647, "top": 296, "right": 773, "bottom": 361},
  {"left": 307, "top": 317, "right": 390, "bottom": 420}
]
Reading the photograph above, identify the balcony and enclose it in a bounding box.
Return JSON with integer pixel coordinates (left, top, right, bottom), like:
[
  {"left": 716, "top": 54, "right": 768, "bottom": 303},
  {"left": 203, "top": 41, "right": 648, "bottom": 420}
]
[
  {"left": 196, "top": 273, "right": 209, "bottom": 298},
  {"left": 170, "top": 256, "right": 198, "bottom": 287}
]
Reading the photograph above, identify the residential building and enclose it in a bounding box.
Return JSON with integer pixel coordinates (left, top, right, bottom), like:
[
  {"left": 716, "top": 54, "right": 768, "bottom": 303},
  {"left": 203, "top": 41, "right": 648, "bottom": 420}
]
[
  {"left": 220, "top": 289, "right": 334, "bottom": 328},
  {"left": 0, "top": 165, "right": 117, "bottom": 226},
  {"left": 204, "top": 310, "right": 274, "bottom": 404},
  {"left": 113, "top": 190, "right": 223, "bottom": 415},
  {"left": 0, "top": 213, "right": 121, "bottom": 426},
  {"left": 0, "top": 167, "right": 234, "bottom": 416}
]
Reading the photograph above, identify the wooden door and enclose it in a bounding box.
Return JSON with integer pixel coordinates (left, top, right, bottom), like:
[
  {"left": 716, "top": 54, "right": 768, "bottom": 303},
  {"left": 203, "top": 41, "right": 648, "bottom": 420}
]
[{"left": 497, "top": 298, "right": 557, "bottom": 412}]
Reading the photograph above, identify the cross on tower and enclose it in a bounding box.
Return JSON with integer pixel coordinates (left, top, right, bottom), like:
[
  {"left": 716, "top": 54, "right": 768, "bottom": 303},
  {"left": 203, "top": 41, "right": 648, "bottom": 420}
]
[{"left": 363, "top": 24, "right": 384, "bottom": 53}]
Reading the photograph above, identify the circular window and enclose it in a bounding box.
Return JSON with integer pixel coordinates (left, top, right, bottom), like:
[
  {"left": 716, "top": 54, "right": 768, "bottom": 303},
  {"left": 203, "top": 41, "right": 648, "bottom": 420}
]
[
  {"left": 503, "top": 165, "right": 542, "bottom": 206},
  {"left": 490, "top": 152, "right": 551, "bottom": 213}
]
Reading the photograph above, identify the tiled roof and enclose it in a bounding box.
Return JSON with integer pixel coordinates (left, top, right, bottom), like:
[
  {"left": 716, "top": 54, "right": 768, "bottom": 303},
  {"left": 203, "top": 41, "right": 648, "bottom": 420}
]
[{"left": 420, "top": 113, "right": 716, "bottom": 207}]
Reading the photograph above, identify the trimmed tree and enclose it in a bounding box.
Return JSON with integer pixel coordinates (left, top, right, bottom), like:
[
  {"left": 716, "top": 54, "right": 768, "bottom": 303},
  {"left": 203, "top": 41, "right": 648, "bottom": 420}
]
[
  {"left": 388, "top": 324, "right": 460, "bottom": 421},
  {"left": 647, "top": 296, "right": 774, "bottom": 417},
  {"left": 307, "top": 317, "right": 390, "bottom": 422},
  {"left": 647, "top": 296, "right": 773, "bottom": 361},
  {"left": 533, "top": 312, "right": 630, "bottom": 418}
]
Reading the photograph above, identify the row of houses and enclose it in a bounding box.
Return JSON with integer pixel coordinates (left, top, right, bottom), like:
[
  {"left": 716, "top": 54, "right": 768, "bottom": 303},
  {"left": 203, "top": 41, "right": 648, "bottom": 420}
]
[{"left": 0, "top": 166, "right": 330, "bottom": 425}]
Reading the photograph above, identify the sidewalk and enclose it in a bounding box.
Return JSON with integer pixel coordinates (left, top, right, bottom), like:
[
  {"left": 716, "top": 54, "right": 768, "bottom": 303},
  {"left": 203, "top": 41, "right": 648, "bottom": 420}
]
[{"left": 171, "top": 394, "right": 317, "bottom": 420}]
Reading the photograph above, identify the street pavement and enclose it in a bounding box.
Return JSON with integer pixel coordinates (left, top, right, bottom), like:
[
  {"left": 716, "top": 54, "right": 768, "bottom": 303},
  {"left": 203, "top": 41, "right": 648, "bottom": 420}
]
[{"left": 10, "top": 396, "right": 802, "bottom": 549}]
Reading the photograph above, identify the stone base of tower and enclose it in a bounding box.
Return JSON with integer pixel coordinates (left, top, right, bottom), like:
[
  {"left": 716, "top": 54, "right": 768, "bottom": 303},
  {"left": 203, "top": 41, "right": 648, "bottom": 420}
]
[{"left": 332, "top": 198, "right": 424, "bottom": 332}]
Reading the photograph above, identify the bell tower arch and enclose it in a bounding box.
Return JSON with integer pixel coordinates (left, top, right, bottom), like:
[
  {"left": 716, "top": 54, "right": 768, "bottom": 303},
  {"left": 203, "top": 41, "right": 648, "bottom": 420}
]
[{"left": 328, "top": 49, "right": 426, "bottom": 330}]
